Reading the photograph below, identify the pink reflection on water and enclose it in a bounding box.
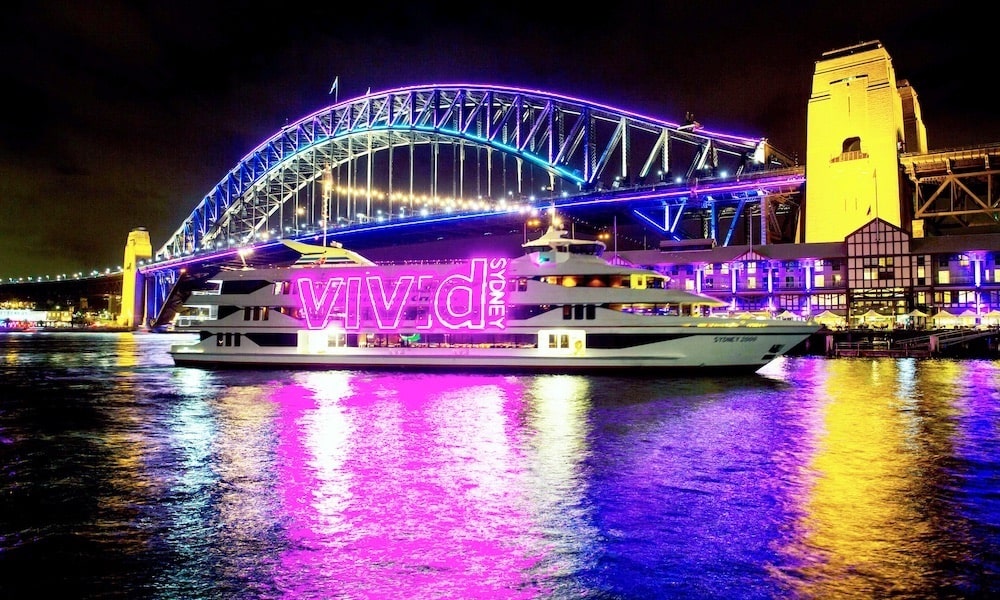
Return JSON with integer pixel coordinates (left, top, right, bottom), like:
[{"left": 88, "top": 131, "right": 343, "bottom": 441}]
[{"left": 270, "top": 372, "right": 551, "bottom": 598}]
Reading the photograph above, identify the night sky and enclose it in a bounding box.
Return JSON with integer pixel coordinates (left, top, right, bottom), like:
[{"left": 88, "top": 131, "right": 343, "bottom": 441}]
[{"left": 1, "top": 1, "right": 995, "bottom": 279}]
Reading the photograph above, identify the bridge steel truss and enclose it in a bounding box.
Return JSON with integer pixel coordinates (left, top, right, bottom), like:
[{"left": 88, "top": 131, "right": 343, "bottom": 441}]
[
  {"left": 156, "top": 84, "right": 799, "bottom": 262},
  {"left": 901, "top": 144, "right": 1000, "bottom": 234}
]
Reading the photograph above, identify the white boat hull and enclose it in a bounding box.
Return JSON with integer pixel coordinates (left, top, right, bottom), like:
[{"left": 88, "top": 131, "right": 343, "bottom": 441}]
[{"left": 169, "top": 327, "right": 816, "bottom": 373}]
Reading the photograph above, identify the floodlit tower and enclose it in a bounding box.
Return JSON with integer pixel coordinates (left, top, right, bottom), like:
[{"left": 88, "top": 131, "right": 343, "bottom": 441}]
[
  {"left": 803, "top": 41, "right": 927, "bottom": 242},
  {"left": 118, "top": 227, "right": 152, "bottom": 329}
]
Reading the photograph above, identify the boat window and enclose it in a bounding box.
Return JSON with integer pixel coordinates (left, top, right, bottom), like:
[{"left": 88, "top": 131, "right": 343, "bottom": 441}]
[
  {"left": 221, "top": 280, "right": 271, "bottom": 294},
  {"left": 574, "top": 305, "right": 584, "bottom": 319},
  {"left": 586, "top": 305, "right": 596, "bottom": 319},
  {"left": 562, "top": 305, "right": 572, "bottom": 320},
  {"left": 517, "top": 277, "right": 528, "bottom": 292}
]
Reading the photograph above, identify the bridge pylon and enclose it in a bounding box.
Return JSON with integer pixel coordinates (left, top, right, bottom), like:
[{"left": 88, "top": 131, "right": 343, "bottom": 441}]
[
  {"left": 803, "top": 40, "right": 927, "bottom": 242},
  {"left": 118, "top": 227, "right": 152, "bottom": 329}
]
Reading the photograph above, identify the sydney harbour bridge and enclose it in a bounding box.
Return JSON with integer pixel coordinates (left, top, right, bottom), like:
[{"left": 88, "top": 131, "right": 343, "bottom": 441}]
[
  {"left": 6, "top": 83, "right": 811, "bottom": 323},
  {"left": 154, "top": 83, "right": 803, "bottom": 262}
]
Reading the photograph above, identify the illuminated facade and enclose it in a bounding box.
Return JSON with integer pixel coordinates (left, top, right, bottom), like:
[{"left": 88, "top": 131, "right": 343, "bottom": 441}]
[
  {"left": 803, "top": 41, "right": 927, "bottom": 243},
  {"left": 621, "top": 218, "right": 1000, "bottom": 328}
]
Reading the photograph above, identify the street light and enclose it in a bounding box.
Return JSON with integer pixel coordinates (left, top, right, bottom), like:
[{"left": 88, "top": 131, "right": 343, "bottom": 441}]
[{"left": 523, "top": 218, "right": 540, "bottom": 243}]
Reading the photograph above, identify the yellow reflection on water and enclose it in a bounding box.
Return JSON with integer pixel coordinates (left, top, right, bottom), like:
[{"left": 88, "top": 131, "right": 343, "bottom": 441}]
[
  {"left": 528, "top": 375, "right": 592, "bottom": 485},
  {"left": 113, "top": 333, "right": 138, "bottom": 367},
  {"left": 781, "top": 358, "right": 969, "bottom": 597},
  {"left": 522, "top": 375, "right": 600, "bottom": 580}
]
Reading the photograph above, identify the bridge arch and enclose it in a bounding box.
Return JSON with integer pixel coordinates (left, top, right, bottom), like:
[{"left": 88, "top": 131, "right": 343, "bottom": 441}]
[{"left": 157, "top": 84, "right": 788, "bottom": 261}]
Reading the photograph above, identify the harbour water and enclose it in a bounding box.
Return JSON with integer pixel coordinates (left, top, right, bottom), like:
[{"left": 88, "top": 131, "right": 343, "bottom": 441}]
[{"left": 1, "top": 332, "right": 998, "bottom": 599}]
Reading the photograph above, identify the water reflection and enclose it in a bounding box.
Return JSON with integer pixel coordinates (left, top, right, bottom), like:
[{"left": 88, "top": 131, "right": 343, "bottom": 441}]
[
  {"left": 775, "top": 358, "right": 1000, "bottom": 598},
  {"left": 3, "top": 333, "right": 999, "bottom": 599},
  {"left": 265, "top": 372, "right": 548, "bottom": 598}
]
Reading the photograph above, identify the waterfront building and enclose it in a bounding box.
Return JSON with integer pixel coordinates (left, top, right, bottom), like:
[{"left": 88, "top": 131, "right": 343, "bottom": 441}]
[
  {"left": 618, "top": 41, "right": 1000, "bottom": 329},
  {"left": 619, "top": 218, "right": 1000, "bottom": 329}
]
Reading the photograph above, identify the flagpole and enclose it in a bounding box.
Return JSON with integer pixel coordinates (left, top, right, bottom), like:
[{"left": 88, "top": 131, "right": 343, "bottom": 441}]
[
  {"left": 874, "top": 168, "right": 878, "bottom": 219},
  {"left": 613, "top": 215, "right": 618, "bottom": 259}
]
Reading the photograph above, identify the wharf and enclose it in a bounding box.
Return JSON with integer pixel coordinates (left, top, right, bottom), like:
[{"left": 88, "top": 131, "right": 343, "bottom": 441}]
[{"left": 821, "top": 327, "right": 1000, "bottom": 358}]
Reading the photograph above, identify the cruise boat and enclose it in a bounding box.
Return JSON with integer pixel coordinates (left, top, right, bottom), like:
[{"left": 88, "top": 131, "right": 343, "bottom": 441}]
[{"left": 168, "top": 224, "right": 820, "bottom": 372}]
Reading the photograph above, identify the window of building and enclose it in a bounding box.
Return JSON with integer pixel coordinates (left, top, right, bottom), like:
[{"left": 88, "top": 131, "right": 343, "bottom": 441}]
[
  {"left": 814, "top": 274, "right": 825, "bottom": 288},
  {"left": 938, "top": 271, "right": 950, "bottom": 284}
]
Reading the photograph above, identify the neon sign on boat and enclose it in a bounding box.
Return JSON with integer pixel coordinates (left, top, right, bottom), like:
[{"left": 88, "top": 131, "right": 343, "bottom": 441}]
[{"left": 296, "top": 258, "right": 509, "bottom": 331}]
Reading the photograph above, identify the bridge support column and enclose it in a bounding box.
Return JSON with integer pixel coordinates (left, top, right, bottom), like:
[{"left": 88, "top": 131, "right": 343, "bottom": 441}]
[{"left": 118, "top": 227, "right": 152, "bottom": 329}]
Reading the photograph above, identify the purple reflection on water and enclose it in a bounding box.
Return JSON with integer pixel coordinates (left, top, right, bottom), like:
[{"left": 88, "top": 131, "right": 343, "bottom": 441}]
[{"left": 270, "top": 372, "right": 550, "bottom": 598}]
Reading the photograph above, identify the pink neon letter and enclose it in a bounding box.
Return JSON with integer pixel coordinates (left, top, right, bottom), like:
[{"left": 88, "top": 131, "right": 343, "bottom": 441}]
[
  {"left": 296, "top": 277, "right": 345, "bottom": 329},
  {"left": 365, "top": 275, "right": 414, "bottom": 330},
  {"left": 434, "top": 259, "right": 488, "bottom": 330}
]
